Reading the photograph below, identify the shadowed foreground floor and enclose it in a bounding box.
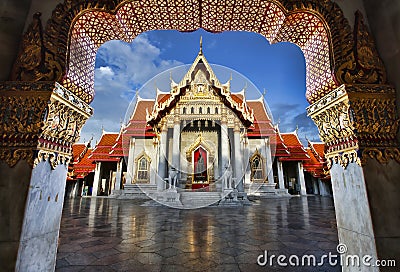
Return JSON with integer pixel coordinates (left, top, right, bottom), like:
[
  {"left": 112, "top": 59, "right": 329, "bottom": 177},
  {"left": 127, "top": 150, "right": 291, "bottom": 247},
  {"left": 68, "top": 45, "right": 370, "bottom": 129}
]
[{"left": 56, "top": 196, "right": 340, "bottom": 272}]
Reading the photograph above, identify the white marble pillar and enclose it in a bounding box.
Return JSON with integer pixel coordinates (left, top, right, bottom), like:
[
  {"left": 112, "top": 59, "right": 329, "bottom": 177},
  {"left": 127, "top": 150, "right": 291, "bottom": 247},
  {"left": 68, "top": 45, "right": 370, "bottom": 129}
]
[
  {"left": 318, "top": 178, "right": 327, "bottom": 196},
  {"left": 172, "top": 108, "right": 180, "bottom": 171},
  {"left": 296, "top": 161, "right": 307, "bottom": 195},
  {"left": 264, "top": 138, "right": 274, "bottom": 184},
  {"left": 233, "top": 122, "right": 243, "bottom": 191},
  {"left": 277, "top": 160, "right": 285, "bottom": 189},
  {"left": 113, "top": 159, "right": 123, "bottom": 192},
  {"left": 71, "top": 181, "right": 78, "bottom": 197},
  {"left": 312, "top": 178, "right": 319, "bottom": 195},
  {"left": 220, "top": 108, "right": 230, "bottom": 188},
  {"left": 331, "top": 162, "right": 379, "bottom": 272},
  {"left": 14, "top": 160, "right": 68, "bottom": 271},
  {"left": 157, "top": 125, "right": 168, "bottom": 191},
  {"left": 126, "top": 137, "right": 135, "bottom": 184},
  {"left": 92, "top": 161, "right": 101, "bottom": 196}
]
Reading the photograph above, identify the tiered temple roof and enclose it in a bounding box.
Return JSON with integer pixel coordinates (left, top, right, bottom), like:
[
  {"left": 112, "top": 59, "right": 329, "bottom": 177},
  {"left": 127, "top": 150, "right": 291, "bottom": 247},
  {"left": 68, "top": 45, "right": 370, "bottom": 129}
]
[
  {"left": 68, "top": 142, "right": 95, "bottom": 180},
  {"left": 279, "top": 131, "right": 310, "bottom": 161},
  {"left": 88, "top": 132, "right": 119, "bottom": 162},
  {"left": 303, "top": 141, "right": 330, "bottom": 179}
]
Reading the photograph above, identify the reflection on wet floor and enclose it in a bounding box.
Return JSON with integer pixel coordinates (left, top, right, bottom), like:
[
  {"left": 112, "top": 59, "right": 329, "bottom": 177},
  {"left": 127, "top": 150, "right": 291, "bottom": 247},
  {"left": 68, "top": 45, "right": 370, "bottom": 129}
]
[{"left": 56, "top": 196, "right": 340, "bottom": 272}]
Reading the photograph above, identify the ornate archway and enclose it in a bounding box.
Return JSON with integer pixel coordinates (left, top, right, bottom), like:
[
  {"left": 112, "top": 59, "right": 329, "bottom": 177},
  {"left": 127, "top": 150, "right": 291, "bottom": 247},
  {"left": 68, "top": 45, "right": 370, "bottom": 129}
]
[
  {"left": 1, "top": 0, "right": 399, "bottom": 271},
  {"left": 11, "top": 0, "right": 386, "bottom": 104}
]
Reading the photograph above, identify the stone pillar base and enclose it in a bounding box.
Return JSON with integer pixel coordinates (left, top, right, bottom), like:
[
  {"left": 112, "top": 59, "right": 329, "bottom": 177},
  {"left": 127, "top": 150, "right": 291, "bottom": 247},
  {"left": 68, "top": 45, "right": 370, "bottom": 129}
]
[{"left": 152, "top": 189, "right": 183, "bottom": 208}]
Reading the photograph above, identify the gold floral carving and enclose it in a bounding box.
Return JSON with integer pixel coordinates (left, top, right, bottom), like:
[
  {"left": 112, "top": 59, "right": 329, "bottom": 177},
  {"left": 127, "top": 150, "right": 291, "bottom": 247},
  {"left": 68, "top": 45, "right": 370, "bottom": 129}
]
[
  {"left": 361, "top": 148, "right": 400, "bottom": 165},
  {"left": 0, "top": 82, "right": 92, "bottom": 168},
  {"left": 10, "top": 13, "right": 62, "bottom": 82},
  {"left": 308, "top": 84, "right": 399, "bottom": 168},
  {"left": 33, "top": 150, "right": 71, "bottom": 170},
  {"left": 326, "top": 149, "right": 361, "bottom": 170},
  {"left": 336, "top": 11, "right": 387, "bottom": 85}
]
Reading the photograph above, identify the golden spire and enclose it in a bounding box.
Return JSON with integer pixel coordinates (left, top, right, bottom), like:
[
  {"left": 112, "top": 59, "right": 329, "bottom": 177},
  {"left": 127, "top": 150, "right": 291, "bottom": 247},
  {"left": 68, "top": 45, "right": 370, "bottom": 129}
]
[{"left": 199, "top": 36, "right": 203, "bottom": 54}]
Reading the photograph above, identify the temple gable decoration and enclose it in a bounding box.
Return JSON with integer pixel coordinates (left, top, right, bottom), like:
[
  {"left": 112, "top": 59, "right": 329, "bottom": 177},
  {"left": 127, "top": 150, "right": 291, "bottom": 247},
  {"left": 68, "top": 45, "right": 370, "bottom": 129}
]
[{"left": 146, "top": 44, "right": 254, "bottom": 128}]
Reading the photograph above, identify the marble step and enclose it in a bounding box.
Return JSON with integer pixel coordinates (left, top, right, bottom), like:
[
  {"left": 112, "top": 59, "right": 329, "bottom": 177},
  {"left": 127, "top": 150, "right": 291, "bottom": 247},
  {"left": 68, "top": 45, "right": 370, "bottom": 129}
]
[
  {"left": 180, "top": 192, "right": 222, "bottom": 207},
  {"left": 123, "top": 184, "right": 157, "bottom": 195}
]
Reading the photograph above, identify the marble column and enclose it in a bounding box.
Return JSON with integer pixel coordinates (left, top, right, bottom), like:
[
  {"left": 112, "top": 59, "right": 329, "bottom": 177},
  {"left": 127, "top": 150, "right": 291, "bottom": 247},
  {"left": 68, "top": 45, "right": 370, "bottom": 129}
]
[
  {"left": 126, "top": 137, "right": 136, "bottom": 184},
  {"left": 157, "top": 124, "right": 168, "bottom": 191},
  {"left": 92, "top": 162, "right": 101, "bottom": 196},
  {"left": 0, "top": 82, "right": 92, "bottom": 271},
  {"left": 318, "top": 178, "right": 326, "bottom": 196},
  {"left": 296, "top": 161, "right": 307, "bottom": 195},
  {"left": 172, "top": 107, "right": 180, "bottom": 171},
  {"left": 264, "top": 138, "right": 274, "bottom": 185},
  {"left": 220, "top": 108, "right": 230, "bottom": 188},
  {"left": 233, "top": 122, "right": 243, "bottom": 191},
  {"left": 277, "top": 160, "right": 285, "bottom": 189},
  {"left": 113, "top": 159, "right": 123, "bottom": 192},
  {"left": 307, "top": 84, "right": 400, "bottom": 269},
  {"left": 312, "top": 178, "right": 319, "bottom": 195}
]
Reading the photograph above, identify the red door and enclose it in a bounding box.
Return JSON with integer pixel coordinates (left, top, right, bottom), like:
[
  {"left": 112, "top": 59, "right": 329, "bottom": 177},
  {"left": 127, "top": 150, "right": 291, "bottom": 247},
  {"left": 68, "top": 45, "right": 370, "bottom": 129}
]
[{"left": 192, "top": 146, "right": 208, "bottom": 190}]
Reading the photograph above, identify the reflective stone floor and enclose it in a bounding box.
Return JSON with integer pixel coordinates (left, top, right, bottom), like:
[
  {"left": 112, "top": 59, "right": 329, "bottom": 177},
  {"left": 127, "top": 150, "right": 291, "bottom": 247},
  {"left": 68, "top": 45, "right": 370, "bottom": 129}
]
[{"left": 56, "top": 196, "right": 340, "bottom": 272}]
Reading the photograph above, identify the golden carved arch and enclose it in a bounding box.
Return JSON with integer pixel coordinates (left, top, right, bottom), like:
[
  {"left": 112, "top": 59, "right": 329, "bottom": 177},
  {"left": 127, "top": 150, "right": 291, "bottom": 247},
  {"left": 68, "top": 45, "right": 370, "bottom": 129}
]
[
  {"left": 9, "top": 0, "right": 387, "bottom": 105},
  {"left": 249, "top": 149, "right": 266, "bottom": 183},
  {"left": 134, "top": 150, "right": 152, "bottom": 183},
  {"left": 185, "top": 133, "right": 214, "bottom": 161}
]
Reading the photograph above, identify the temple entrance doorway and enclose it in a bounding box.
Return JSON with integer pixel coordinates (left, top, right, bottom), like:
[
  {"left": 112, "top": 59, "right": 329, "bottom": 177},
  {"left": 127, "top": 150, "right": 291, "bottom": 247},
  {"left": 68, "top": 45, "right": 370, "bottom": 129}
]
[{"left": 192, "top": 146, "right": 208, "bottom": 190}]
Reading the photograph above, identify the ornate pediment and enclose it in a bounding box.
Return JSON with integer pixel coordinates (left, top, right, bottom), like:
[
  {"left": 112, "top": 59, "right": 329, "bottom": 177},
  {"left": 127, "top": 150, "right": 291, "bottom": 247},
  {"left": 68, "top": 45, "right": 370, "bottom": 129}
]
[{"left": 146, "top": 45, "right": 254, "bottom": 127}]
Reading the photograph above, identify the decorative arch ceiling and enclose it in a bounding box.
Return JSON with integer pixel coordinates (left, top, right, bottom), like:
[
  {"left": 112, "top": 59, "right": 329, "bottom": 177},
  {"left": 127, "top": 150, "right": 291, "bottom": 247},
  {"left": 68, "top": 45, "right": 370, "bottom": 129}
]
[{"left": 64, "top": 0, "right": 337, "bottom": 104}]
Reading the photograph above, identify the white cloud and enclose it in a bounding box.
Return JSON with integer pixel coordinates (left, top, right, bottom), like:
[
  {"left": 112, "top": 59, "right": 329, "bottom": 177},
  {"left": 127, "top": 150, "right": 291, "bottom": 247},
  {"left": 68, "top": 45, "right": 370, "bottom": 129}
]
[
  {"left": 80, "top": 33, "right": 183, "bottom": 143},
  {"left": 97, "top": 66, "right": 114, "bottom": 78}
]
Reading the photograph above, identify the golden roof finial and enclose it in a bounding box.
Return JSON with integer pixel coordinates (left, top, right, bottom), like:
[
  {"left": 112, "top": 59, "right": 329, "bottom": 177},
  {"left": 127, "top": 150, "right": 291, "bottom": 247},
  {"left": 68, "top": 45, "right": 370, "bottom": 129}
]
[{"left": 199, "top": 36, "right": 203, "bottom": 54}]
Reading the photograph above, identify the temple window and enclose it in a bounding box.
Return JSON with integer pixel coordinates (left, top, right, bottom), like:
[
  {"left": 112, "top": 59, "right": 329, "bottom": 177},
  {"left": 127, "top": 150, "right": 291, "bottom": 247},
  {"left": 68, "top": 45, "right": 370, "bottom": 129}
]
[
  {"left": 207, "top": 107, "right": 210, "bottom": 114},
  {"left": 136, "top": 155, "right": 150, "bottom": 183},
  {"left": 183, "top": 107, "right": 186, "bottom": 114},
  {"left": 199, "top": 107, "right": 203, "bottom": 114},
  {"left": 215, "top": 107, "right": 218, "bottom": 114},
  {"left": 250, "top": 153, "right": 265, "bottom": 182},
  {"left": 191, "top": 107, "right": 194, "bottom": 114}
]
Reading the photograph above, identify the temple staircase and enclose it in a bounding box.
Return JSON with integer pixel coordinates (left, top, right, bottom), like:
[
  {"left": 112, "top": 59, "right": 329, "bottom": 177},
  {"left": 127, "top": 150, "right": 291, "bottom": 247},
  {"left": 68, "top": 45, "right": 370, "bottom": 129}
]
[
  {"left": 117, "top": 184, "right": 157, "bottom": 199},
  {"left": 179, "top": 192, "right": 222, "bottom": 208}
]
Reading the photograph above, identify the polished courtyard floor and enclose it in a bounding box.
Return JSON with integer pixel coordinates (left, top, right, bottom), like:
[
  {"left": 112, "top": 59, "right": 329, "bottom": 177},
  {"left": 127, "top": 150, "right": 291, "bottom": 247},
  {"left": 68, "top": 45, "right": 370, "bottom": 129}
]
[{"left": 56, "top": 196, "right": 340, "bottom": 272}]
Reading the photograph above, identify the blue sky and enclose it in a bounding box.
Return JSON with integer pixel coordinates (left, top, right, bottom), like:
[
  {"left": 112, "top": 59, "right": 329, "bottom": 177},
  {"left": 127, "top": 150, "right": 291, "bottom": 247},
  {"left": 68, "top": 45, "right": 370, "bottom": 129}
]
[{"left": 81, "top": 29, "right": 320, "bottom": 144}]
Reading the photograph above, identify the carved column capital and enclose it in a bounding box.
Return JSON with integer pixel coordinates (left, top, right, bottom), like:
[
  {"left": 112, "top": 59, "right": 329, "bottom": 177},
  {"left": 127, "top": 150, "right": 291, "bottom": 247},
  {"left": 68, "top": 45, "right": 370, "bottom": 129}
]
[
  {"left": 0, "top": 81, "right": 93, "bottom": 168},
  {"left": 307, "top": 84, "right": 399, "bottom": 168}
]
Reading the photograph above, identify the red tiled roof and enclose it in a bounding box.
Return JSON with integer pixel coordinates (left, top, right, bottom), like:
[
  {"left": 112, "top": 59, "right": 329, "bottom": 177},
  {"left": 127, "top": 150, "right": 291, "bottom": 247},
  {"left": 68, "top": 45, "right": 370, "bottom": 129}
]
[
  {"left": 110, "top": 133, "right": 125, "bottom": 157},
  {"left": 130, "top": 100, "right": 155, "bottom": 121},
  {"left": 89, "top": 133, "right": 119, "bottom": 162},
  {"left": 68, "top": 145, "right": 95, "bottom": 180},
  {"left": 72, "top": 143, "right": 86, "bottom": 163},
  {"left": 74, "top": 148, "right": 95, "bottom": 174},
  {"left": 275, "top": 132, "right": 290, "bottom": 157},
  {"left": 279, "top": 132, "right": 310, "bottom": 161},
  {"left": 310, "top": 142, "right": 325, "bottom": 159},
  {"left": 281, "top": 133, "right": 302, "bottom": 147},
  {"left": 303, "top": 147, "right": 329, "bottom": 179},
  {"left": 246, "top": 100, "right": 275, "bottom": 137},
  {"left": 97, "top": 133, "right": 118, "bottom": 146},
  {"left": 124, "top": 100, "right": 156, "bottom": 137}
]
